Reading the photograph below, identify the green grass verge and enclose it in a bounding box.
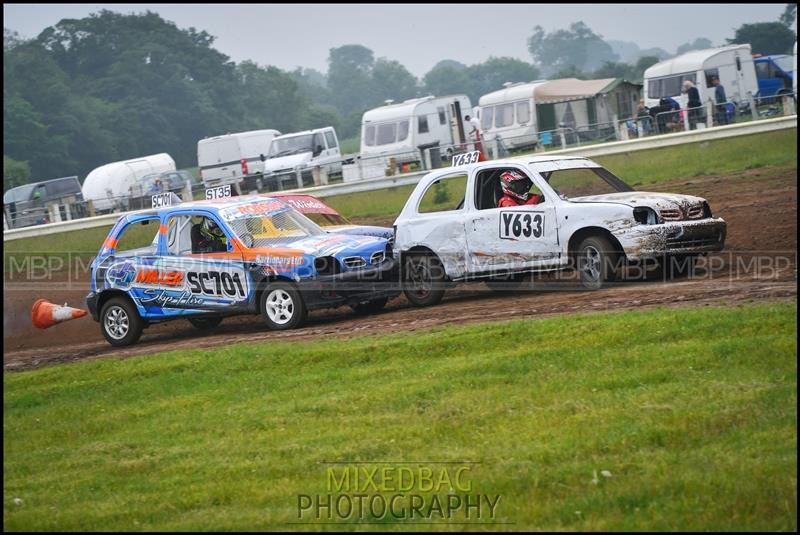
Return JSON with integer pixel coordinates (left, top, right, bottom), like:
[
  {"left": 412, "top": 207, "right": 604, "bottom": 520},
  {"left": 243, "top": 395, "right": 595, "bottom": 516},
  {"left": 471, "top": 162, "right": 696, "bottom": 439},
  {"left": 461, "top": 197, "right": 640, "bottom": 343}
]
[
  {"left": 4, "top": 128, "right": 796, "bottom": 256},
  {"left": 4, "top": 302, "right": 797, "bottom": 531}
]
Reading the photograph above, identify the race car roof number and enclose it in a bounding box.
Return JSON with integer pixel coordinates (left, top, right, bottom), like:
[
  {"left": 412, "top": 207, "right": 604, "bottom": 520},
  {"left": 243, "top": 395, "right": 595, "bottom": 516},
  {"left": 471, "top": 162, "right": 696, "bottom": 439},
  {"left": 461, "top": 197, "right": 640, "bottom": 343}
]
[
  {"left": 452, "top": 151, "right": 481, "bottom": 167},
  {"left": 152, "top": 192, "right": 180, "bottom": 209},
  {"left": 206, "top": 185, "right": 232, "bottom": 200}
]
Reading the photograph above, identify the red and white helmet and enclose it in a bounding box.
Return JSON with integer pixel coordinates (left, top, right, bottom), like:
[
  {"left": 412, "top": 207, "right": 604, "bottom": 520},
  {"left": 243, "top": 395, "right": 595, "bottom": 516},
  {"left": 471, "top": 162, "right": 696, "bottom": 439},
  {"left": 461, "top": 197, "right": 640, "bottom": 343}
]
[{"left": 500, "top": 170, "right": 532, "bottom": 201}]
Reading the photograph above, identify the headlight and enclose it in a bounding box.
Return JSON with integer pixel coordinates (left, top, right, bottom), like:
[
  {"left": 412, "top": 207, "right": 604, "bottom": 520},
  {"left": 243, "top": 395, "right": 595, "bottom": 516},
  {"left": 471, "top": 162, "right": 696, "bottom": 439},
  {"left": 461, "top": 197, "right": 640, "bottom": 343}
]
[{"left": 633, "top": 206, "right": 658, "bottom": 225}]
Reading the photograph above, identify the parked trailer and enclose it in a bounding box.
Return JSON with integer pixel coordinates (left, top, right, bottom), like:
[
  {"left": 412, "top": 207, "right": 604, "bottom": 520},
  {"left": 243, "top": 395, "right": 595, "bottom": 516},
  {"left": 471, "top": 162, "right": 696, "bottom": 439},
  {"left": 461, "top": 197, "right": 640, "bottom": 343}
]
[
  {"left": 643, "top": 44, "right": 758, "bottom": 110},
  {"left": 82, "top": 153, "right": 175, "bottom": 213},
  {"left": 478, "top": 81, "right": 549, "bottom": 151},
  {"left": 358, "top": 94, "right": 471, "bottom": 165},
  {"left": 197, "top": 129, "right": 281, "bottom": 191}
]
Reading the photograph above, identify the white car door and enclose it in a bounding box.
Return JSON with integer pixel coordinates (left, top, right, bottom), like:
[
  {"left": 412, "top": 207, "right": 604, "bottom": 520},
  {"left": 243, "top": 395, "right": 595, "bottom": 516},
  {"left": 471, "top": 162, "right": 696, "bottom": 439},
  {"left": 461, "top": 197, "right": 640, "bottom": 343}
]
[{"left": 465, "top": 164, "right": 561, "bottom": 275}]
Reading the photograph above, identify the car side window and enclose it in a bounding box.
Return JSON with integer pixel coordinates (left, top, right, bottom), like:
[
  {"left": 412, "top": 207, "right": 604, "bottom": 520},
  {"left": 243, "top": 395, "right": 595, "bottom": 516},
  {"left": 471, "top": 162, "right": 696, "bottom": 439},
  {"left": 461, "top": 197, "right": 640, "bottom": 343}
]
[
  {"left": 166, "top": 215, "right": 195, "bottom": 255},
  {"left": 324, "top": 131, "right": 337, "bottom": 149},
  {"left": 417, "top": 174, "right": 467, "bottom": 214},
  {"left": 474, "top": 168, "right": 543, "bottom": 210},
  {"left": 114, "top": 218, "right": 160, "bottom": 257}
]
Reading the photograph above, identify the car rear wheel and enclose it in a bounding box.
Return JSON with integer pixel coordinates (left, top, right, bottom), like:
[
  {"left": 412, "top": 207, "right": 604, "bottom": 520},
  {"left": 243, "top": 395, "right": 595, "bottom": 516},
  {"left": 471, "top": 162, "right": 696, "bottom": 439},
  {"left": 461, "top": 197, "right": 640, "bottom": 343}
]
[
  {"left": 575, "top": 235, "right": 620, "bottom": 290},
  {"left": 260, "top": 281, "right": 307, "bottom": 330},
  {"left": 403, "top": 254, "right": 445, "bottom": 307},
  {"left": 188, "top": 316, "right": 223, "bottom": 330},
  {"left": 100, "top": 296, "right": 144, "bottom": 347}
]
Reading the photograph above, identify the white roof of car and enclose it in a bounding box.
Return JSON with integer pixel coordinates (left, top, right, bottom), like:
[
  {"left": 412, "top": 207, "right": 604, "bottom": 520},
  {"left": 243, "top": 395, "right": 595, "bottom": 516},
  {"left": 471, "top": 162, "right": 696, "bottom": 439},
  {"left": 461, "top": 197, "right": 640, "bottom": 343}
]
[{"left": 644, "top": 44, "right": 751, "bottom": 79}]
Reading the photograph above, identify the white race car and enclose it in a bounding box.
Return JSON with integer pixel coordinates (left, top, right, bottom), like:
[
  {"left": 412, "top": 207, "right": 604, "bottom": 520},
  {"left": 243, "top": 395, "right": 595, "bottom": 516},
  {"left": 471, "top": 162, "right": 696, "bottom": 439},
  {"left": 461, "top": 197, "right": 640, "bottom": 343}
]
[{"left": 393, "top": 153, "right": 726, "bottom": 306}]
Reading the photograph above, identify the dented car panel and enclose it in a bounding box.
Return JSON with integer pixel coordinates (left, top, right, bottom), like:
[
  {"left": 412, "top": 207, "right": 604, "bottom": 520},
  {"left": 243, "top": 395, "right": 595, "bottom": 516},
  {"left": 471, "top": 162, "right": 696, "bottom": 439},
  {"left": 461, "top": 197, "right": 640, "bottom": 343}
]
[{"left": 393, "top": 155, "right": 726, "bottom": 280}]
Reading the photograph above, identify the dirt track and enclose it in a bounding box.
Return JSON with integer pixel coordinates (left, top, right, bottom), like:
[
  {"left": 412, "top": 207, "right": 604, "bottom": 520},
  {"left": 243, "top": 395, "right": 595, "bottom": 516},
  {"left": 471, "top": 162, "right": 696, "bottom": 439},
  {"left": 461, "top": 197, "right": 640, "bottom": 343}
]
[{"left": 4, "top": 168, "right": 797, "bottom": 372}]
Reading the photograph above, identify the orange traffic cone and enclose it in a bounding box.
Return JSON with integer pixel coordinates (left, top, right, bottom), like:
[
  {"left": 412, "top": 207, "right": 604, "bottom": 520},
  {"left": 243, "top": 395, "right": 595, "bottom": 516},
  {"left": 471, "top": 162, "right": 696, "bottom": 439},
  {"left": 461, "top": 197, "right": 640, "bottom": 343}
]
[{"left": 31, "top": 299, "right": 88, "bottom": 329}]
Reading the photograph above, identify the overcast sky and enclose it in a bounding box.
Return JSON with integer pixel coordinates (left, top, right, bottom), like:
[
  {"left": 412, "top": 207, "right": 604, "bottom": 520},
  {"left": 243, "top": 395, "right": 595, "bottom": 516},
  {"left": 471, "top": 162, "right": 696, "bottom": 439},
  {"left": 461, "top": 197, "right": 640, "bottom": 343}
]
[{"left": 3, "top": 3, "right": 791, "bottom": 76}]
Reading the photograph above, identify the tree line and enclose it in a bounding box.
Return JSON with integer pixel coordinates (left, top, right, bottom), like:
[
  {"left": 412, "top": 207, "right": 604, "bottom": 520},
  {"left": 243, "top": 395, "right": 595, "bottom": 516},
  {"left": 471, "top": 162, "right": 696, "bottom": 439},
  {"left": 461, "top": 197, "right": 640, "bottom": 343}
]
[{"left": 3, "top": 6, "right": 796, "bottom": 190}]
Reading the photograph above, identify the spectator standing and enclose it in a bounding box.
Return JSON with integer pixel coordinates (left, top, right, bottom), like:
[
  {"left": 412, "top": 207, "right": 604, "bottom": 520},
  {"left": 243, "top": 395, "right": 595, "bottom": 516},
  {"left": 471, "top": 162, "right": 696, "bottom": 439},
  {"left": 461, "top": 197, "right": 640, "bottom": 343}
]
[
  {"left": 636, "top": 100, "right": 652, "bottom": 136},
  {"left": 712, "top": 77, "right": 729, "bottom": 125},
  {"left": 464, "top": 114, "right": 484, "bottom": 158},
  {"left": 682, "top": 80, "right": 703, "bottom": 130}
]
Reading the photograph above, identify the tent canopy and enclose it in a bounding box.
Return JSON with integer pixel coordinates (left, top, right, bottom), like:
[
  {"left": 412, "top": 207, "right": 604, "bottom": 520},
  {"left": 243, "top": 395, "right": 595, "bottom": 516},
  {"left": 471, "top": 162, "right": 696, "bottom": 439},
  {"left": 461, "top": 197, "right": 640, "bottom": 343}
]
[{"left": 534, "top": 78, "right": 630, "bottom": 104}]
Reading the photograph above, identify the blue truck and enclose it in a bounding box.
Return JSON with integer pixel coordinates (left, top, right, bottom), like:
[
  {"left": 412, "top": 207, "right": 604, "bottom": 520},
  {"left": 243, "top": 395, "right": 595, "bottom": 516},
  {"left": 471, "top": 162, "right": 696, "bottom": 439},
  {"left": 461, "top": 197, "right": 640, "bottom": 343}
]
[{"left": 754, "top": 54, "right": 795, "bottom": 99}]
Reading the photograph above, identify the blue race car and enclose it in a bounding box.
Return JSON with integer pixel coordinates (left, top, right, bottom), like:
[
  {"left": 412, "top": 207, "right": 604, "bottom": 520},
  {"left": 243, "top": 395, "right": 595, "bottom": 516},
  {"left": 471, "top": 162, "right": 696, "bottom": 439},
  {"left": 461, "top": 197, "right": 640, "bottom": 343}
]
[{"left": 87, "top": 193, "right": 397, "bottom": 346}]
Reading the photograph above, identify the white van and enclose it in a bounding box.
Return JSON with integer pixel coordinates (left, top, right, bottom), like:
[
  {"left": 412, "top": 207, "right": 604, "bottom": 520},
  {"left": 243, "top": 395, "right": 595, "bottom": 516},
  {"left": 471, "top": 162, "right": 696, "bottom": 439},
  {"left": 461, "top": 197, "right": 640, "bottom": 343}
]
[
  {"left": 261, "top": 127, "right": 342, "bottom": 191},
  {"left": 478, "top": 81, "right": 549, "bottom": 150},
  {"left": 82, "top": 153, "right": 175, "bottom": 212},
  {"left": 197, "top": 129, "right": 281, "bottom": 190},
  {"left": 643, "top": 44, "right": 758, "bottom": 109},
  {"left": 359, "top": 94, "right": 472, "bottom": 163}
]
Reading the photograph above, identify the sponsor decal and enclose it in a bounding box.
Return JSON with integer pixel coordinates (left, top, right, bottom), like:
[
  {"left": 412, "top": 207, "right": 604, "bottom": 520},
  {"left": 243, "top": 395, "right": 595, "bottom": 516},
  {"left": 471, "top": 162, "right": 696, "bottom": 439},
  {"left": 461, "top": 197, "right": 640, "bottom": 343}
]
[
  {"left": 134, "top": 269, "right": 185, "bottom": 287},
  {"left": 256, "top": 255, "right": 304, "bottom": 267},
  {"left": 106, "top": 261, "right": 137, "bottom": 288},
  {"left": 286, "top": 199, "right": 328, "bottom": 211},
  {"left": 140, "top": 289, "right": 206, "bottom": 308},
  {"left": 499, "top": 211, "right": 544, "bottom": 240},
  {"left": 237, "top": 201, "right": 285, "bottom": 215}
]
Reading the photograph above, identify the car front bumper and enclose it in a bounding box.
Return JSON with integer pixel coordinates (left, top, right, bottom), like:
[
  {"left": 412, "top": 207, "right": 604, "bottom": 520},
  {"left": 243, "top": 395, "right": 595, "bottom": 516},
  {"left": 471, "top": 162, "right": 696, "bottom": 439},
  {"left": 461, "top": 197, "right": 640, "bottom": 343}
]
[
  {"left": 617, "top": 218, "right": 727, "bottom": 260},
  {"left": 298, "top": 258, "right": 400, "bottom": 309}
]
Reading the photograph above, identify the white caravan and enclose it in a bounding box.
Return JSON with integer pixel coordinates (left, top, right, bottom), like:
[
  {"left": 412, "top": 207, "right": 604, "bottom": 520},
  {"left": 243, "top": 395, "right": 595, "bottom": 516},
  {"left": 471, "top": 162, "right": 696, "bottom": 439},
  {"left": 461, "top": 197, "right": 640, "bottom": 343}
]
[
  {"left": 82, "top": 153, "right": 175, "bottom": 212},
  {"left": 478, "top": 81, "right": 549, "bottom": 150},
  {"left": 261, "top": 127, "right": 342, "bottom": 191},
  {"left": 197, "top": 129, "right": 281, "bottom": 190},
  {"left": 643, "top": 44, "right": 758, "bottom": 109},
  {"left": 359, "top": 95, "right": 472, "bottom": 162}
]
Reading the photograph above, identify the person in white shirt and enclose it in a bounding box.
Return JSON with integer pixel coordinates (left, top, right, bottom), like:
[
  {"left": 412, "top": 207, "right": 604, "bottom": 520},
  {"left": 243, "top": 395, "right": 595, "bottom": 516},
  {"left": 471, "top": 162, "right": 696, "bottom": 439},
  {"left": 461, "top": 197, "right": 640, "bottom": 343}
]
[{"left": 464, "top": 115, "right": 484, "bottom": 156}]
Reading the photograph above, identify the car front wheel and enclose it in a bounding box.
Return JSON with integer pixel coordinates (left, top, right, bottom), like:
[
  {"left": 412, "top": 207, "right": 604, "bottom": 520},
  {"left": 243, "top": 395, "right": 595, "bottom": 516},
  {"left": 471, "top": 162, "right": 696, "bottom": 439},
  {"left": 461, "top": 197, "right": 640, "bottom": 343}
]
[
  {"left": 260, "top": 281, "right": 307, "bottom": 330},
  {"left": 403, "top": 254, "right": 445, "bottom": 307},
  {"left": 575, "top": 235, "right": 620, "bottom": 290},
  {"left": 100, "top": 296, "right": 144, "bottom": 347}
]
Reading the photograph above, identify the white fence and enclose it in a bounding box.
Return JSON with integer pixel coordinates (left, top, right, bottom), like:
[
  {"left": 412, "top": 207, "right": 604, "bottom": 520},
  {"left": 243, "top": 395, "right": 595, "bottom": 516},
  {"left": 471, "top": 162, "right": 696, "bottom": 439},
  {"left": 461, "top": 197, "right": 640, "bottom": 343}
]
[{"left": 3, "top": 114, "right": 796, "bottom": 242}]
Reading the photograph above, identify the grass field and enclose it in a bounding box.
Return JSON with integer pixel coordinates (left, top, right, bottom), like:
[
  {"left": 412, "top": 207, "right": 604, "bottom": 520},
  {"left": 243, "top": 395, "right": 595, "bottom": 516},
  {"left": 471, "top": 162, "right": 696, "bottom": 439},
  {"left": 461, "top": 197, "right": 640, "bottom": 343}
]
[
  {"left": 3, "top": 128, "right": 796, "bottom": 258},
  {"left": 3, "top": 302, "right": 797, "bottom": 531}
]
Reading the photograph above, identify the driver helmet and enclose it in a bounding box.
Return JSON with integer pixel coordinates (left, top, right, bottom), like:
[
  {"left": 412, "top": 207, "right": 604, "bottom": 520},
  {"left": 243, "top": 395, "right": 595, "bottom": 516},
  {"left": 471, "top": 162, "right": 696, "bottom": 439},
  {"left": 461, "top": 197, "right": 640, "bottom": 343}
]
[
  {"left": 201, "top": 218, "right": 225, "bottom": 241},
  {"left": 500, "top": 170, "right": 532, "bottom": 201}
]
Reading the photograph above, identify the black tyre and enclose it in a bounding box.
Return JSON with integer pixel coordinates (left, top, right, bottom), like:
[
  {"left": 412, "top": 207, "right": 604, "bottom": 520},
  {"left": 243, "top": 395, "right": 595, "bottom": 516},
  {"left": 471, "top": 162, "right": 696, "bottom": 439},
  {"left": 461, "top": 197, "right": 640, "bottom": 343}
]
[
  {"left": 100, "top": 296, "right": 144, "bottom": 347},
  {"left": 350, "top": 297, "right": 389, "bottom": 316},
  {"left": 575, "top": 235, "right": 620, "bottom": 290},
  {"left": 188, "top": 316, "right": 223, "bottom": 330},
  {"left": 260, "top": 281, "right": 307, "bottom": 330},
  {"left": 403, "top": 254, "right": 446, "bottom": 307}
]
